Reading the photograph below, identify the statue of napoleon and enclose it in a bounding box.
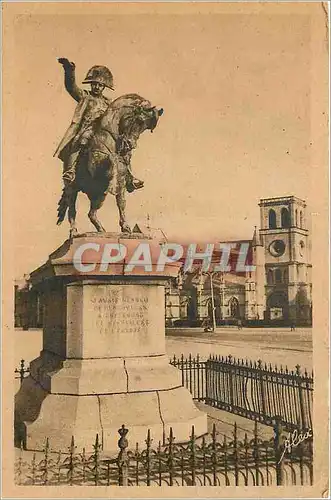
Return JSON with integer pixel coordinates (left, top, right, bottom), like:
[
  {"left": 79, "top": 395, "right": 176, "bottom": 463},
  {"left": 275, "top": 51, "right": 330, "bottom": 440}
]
[{"left": 55, "top": 58, "right": 163, "bottom": 236}]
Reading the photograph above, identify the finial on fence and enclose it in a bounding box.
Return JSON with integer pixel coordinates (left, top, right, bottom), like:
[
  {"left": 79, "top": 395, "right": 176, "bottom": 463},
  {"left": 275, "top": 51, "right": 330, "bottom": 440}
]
[
  {"left": 118, "top": 424, "right": 129, "bottom": 451},
  {"left": 145, "top": 428, "right": 153, "bottom": 449},
  {"left": 117, "top": 425, "right": 129, "bottom": 486},
  {"left": 69, "top": 435, "right": 76, "bottom": 454}
]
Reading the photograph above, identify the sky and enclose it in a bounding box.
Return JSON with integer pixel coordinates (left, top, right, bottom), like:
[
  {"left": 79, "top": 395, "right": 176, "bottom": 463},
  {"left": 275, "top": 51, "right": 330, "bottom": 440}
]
[{"left": 3, "top": 2, "right": 326, "bottom": 278}]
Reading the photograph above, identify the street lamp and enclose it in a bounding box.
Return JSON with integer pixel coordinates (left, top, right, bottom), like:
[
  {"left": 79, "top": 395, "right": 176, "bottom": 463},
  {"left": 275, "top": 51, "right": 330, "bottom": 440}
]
[{"left": 208, "top": 272, "right": 217, "bottom": 332}]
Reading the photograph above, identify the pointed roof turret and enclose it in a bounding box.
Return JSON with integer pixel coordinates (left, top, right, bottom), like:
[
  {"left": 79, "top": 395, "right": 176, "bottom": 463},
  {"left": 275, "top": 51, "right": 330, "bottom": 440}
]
[{"left": 252, "top": 226, "right": 262, "bottom": 247}]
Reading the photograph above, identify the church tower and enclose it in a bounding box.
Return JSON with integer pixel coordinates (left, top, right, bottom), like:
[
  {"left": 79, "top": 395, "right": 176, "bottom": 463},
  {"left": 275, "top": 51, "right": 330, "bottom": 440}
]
[{"left": 259, "top": 196, "right": 312, "bottom": 324}]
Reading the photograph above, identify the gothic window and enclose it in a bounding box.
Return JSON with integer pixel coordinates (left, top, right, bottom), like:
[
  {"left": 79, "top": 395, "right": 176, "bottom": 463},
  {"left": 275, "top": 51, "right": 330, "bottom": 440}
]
[
  {"left": 229, "top": 297, "right": 240, "bottom": 318},
  {"left": 295, "top": 209, "right": 298, "bottom": 227},
  {"left": 300, "top": 211, "right": 303, "bottom": 228},
  {"left": 267, "top": 269, "right": 273, "bottom": 284},
  {"left": 275, "top": 268, "right": 282, "bottom": 283},
  {"left": 268, "top": 209, "right": 277, "bottom": 229},
  {"left": 281, "top": 207, "right": 290, "bottom": 228}
]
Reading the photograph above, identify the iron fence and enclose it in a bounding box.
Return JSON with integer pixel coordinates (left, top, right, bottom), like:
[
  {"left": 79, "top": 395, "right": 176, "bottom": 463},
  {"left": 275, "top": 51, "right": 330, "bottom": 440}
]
[
  {"left": 170, "top": 354, "right": 313, "bottom": 431},
  {"left": 15, "top": 355, "right": 313, "bottom": 431},
  {"left": 15, "top": 421, "right": 313, "bottom": 486}
]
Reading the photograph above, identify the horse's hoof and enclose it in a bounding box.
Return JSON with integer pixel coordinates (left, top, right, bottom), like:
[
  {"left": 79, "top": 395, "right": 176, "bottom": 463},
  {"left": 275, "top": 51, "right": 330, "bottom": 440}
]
[
  {"left": 70, "top": 228, "right": 78, "bottom": 238},
  {"left": 121, "top": 224, "right": 131, "bottom": 234}
]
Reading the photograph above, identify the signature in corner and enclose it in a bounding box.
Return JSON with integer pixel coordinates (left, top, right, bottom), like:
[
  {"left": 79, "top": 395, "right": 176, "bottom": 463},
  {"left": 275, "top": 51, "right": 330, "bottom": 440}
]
[{"left": 278, "top": 428, "right": 313, "bottom": 464}]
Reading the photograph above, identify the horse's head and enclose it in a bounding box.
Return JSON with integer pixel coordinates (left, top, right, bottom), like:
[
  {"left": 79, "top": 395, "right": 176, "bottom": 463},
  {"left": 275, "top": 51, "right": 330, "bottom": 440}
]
[{"left": 102, "top": 94, "right": 163, "bottom": 148}]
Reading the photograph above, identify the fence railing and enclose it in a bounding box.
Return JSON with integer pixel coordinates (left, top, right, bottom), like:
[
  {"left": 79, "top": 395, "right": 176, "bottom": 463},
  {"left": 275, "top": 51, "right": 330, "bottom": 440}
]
[
  {"left": 15, "top": 355, "right": 313, "bottom": 432},
  {"left": 170, "top": 354, "right": 313, "bottom": 431},
  {"left": 15, "top": 421, "right": 313, "bottom": 486}
]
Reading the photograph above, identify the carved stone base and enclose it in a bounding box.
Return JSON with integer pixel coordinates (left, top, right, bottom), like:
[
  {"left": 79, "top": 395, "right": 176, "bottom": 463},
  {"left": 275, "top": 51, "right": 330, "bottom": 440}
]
[{"left": 14, "top": 234, "right": 207, "bottom": 451}]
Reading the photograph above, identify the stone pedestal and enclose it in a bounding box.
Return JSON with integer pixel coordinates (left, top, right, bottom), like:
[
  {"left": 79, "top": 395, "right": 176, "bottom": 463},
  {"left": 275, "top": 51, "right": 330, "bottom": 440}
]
[{"left": 15, "top": 233, "right": 207, "bottom": 451}]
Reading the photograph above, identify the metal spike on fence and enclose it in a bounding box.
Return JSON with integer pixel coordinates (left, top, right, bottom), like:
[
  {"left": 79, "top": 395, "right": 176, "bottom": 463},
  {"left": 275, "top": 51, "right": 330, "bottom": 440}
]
[
  {"left": 42, "top": 437, "right": 50, "bottom": 485},
  {"left": 94, "top": 433, "right": 100, "bottom": 451},
  {"left": 145, "top": 429, "right": 152, "bottom": 486},
  {"left": 257, "top": 359, "right": 262, "bottom": 369},
  {"left": 69, "top": 435, "right": 76, "bottom": 454},
  {"left": 31, "top": 452, "right": 36, "bottom": 485},
  {"left": 55, "top": 448, "right": 61, "bottom": 482},
  {"left": 145, "top": 428, "right": 152, "bottom": 448},
  {"left": 168, "top": 427, "right": 175, "bottom": 486},
  {"left": 296, "top": 364, "right": 301, "bottom": 376},
  {"left": 168, "top": 426, "right": 175, "bottom": 446},
  {"left": 82, "top": 447, "right": 86, "bottom": 483},
  {"left": 93, "top": 434, "right": 101, "bottom": 486}
]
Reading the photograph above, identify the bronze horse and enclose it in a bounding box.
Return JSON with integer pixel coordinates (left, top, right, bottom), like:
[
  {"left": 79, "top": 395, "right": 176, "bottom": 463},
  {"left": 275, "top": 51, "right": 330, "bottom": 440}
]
[{"left": 56, "top": 94, "right": 163, "bottom": 236}]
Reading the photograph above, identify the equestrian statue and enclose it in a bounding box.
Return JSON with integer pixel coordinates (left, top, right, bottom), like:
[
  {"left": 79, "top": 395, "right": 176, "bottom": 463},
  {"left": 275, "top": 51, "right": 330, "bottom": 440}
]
[{"left": 55, "top": 58, "right": 163, "bottom": 236}]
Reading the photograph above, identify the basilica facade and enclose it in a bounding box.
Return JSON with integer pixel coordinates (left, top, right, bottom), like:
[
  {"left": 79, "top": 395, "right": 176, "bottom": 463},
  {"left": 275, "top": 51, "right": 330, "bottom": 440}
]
[
  {"left": 15, "top": 195, "right": 312, "bottom": 328},
  {"left": 165, "top": 195, "right": 312, "bottom": 326}
]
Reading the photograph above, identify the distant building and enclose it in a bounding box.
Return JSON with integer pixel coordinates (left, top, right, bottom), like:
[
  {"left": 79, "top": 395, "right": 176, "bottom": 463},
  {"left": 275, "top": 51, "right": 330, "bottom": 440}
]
[
  {"left": 166, "top": 195, "right": 312, "bottom": 326},
  {"left": 14, "top": 195, "right": 312, "bottom": 329}
]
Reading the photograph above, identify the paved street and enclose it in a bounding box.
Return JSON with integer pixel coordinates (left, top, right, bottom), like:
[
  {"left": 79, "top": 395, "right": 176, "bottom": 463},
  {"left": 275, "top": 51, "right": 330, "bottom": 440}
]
[
  {"left": 166, "top": 327, "right": 313, "bottom": 372},
  {"left": 14, "top": 326, "right": 313, "bottom": 375}
]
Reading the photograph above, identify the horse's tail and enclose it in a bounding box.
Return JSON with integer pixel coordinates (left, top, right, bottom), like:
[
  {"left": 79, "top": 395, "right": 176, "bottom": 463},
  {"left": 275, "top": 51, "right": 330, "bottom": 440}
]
[{"left": 56, "top": 188, "right": 68, "bottom": 225}]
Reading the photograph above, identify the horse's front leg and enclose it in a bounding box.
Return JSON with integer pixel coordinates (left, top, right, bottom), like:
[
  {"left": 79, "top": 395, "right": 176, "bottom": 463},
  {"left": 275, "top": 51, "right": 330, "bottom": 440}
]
[
  {"left": 116, "top": 189, "right": 131, "bottom": 233},
  {"left": 67, "top": 188, "right": 78, "bottom": 238}
]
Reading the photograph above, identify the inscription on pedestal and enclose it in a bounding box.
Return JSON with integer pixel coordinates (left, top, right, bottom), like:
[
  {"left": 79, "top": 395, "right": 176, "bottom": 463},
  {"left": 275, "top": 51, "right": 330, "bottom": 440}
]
[{"left": 91, "top": 289, "right": 149, "bottom": 335}]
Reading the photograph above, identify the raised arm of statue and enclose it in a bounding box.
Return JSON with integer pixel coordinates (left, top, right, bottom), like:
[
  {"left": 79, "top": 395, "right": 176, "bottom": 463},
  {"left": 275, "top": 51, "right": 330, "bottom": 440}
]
[{"left": 58, "top": 58, "right": 85, "bottom": 102}]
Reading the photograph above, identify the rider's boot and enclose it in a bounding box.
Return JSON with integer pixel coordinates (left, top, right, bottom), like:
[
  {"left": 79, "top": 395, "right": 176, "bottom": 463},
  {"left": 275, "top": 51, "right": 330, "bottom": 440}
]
[{"left": 126, "top": 173, "right": 144, "bottom": 193}]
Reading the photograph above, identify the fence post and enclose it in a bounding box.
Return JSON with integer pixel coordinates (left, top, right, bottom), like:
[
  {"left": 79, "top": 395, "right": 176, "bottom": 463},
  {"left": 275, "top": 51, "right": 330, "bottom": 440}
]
[
  {"left": 93, "top": 434, "right": 101, "bottom": 486},
  {"left": 168, "top": 427, "right": 175, "bottom": 486},
  {"left": 145, "top": 428, "right": 152, "bottom": 486},
  {"left": 273, "top": 417, "right": 285, "bottom": 485},
  {"left": 205, "top": 357, "right": 211, "bottom": 405},
  {"left": 257, "top": 359, "right": 267, "bottom": 418},
  {"left": 117, "top": 425, "right": 129, "bottom": 486},
  {"left": 190, "top": 425, "right": 196, "bottom": 486},
  {"left": 228, "top": 355, "right": 234, "bottom": 410},
  {"left": 295, "top": 365, "right": 307, "bottom": 429}
]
